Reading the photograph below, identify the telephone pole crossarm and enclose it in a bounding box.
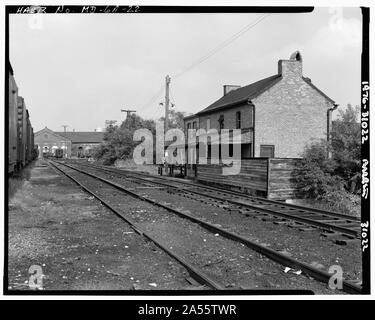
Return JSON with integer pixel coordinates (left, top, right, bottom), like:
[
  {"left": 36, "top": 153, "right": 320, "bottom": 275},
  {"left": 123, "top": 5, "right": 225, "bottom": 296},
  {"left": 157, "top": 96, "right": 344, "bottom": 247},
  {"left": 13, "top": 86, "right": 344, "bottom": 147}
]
[{"left": 121, "top": 109, "right": 137, "bottom": 119}]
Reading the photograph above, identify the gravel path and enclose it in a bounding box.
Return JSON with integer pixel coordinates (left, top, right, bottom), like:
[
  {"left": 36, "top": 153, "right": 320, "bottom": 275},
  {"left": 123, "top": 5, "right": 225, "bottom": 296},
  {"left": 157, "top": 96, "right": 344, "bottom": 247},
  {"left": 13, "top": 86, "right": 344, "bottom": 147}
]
[
  {"left": 8, "top": 160, "right": 194, "bottom": 291},
  {"left": 80, "top": 165, "right": 362, "bottom": 284},
  {"left": 57, "top": 162, "right": 346, "bottom": 294}
]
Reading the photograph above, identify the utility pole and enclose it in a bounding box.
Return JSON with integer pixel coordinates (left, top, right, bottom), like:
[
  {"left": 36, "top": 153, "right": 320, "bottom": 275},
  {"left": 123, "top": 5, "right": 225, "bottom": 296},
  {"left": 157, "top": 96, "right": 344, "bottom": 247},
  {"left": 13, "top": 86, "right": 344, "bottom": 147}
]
[
  {"left": 121, "top": 109, "right": 136, "bottom": 119},
  {"left": 164, "top": 75, "right": 171, "bottom": 132},
  {"left": 121, "top": 109, "right": 136, "bottom": 128}
]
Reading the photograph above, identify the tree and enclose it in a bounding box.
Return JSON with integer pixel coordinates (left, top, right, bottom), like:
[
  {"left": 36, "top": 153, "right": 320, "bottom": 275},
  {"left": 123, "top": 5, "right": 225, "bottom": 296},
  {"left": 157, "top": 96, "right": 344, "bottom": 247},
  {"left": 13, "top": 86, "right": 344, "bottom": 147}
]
[
  {"left": 296, "top": 104, "right": 361, "bottom": 199},
  {"left": 159, "top": 109, "right": 186, "bottom": 129},
  {"left": 297, "top": 141, "right": 344, "bottom": 199},
  {"left": 93, "top": 114, "right": 156, "bottom": 164},
  {"left": 331, "top": 104, "right": 361, "bottom": 192}
]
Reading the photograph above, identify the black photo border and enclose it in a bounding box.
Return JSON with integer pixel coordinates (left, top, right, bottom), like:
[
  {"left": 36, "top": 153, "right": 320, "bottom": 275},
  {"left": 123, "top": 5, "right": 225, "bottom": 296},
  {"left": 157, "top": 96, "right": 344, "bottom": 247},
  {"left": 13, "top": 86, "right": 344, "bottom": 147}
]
[{"left": 3, "top": 5, "right": 370, "bottom": 297}]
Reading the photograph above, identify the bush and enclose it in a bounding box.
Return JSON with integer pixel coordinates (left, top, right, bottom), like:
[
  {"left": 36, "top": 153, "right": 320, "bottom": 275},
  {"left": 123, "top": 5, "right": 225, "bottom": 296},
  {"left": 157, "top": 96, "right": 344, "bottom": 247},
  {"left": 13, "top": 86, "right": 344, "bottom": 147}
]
[
  {"left": 295, "top": 104, "right": 360, "bottom": 215},
  {"left": 322, "top": 190, "right": 361, "bottom": 216},
  {"left": 92, "top": 143, "right": 117, "bottom": 165},
  {"left": 296, "top": 141, "right": 345, "bottom": 199}
]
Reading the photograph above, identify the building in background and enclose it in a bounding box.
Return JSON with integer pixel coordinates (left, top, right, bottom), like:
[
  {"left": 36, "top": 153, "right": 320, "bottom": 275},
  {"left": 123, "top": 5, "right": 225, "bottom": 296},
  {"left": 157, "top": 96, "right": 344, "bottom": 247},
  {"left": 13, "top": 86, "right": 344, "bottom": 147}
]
[
  {"left": 184, "top": 51, "right": 337, "bottom": 159},
  {"left": 34, "top": 127, "right": 104, "bottom": 158},
  {"left": 55, "top": 131, "right": 105, "bottom": 157}
]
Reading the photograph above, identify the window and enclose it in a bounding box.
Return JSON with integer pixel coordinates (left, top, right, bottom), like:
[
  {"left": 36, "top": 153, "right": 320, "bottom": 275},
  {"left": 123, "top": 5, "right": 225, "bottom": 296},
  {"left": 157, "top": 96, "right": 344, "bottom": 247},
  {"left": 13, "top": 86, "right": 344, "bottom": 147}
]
[
  {"left": 218, "top": 115, "right": 224, "bottom": 132},
  {"left": 236, "top": 111, "right": 241, "bottom": 129},
  {"left": 241, "top": 143, "right": 252, "bottom": 158},
  {"left": 187, "top": 123, "right": 191, "bottom": 130},
  {"left": 260, "top": 145, "right": 275, "bottom": 158},
  {"left": 192, "top": 121, "right": 197, "bottom": 129},
  {"left": 206, "top": 118, "right": 210, "bottom": 130}
]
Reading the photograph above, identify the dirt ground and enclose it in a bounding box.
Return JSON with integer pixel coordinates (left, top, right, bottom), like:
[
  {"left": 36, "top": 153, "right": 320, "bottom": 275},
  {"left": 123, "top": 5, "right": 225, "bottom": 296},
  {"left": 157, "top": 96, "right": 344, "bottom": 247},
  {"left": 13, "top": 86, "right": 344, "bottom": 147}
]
[
  {"left": 81, "top": 164, "right": 362, "bottom": 284},
  {"left": 7, "top": 159, "right": 356, "bottom": 294},
  {"left": 56, "top": 163, "right": 337, "bottom": 293},
  {"left": 7, "top": 160, "right": 191, "bottom": 291}
]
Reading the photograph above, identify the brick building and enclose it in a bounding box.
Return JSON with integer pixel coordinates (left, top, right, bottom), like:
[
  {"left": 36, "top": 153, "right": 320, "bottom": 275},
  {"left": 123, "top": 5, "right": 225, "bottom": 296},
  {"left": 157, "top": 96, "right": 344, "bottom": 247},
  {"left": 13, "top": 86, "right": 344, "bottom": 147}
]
[
  {"left": 184, "top": 51, "right": 337, "bottom": 159},
  {"left": 35, "top": 127, "right": 104, "bottom": 158}
]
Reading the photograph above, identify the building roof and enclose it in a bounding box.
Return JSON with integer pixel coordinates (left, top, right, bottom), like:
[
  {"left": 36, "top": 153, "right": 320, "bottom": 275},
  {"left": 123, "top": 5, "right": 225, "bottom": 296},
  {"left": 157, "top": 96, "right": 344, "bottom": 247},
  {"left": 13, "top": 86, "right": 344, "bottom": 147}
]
[
  {"left": 183, "top": 114, "right": 199, "bottom": 120},
  {"left": 195, "top": 72, "right": 335, "bottom": 117},
  {"left": 197, "top": 74, "right": 282, "bottom": 115},
  {"left": 55, "top": 132, "right": 105, "bottom": 144},
  {"left": 34, "top": 127, "right": 68, "bottom": 141},
  {"left": 301, "top": 77, "right": 335, "bottom": 104}
]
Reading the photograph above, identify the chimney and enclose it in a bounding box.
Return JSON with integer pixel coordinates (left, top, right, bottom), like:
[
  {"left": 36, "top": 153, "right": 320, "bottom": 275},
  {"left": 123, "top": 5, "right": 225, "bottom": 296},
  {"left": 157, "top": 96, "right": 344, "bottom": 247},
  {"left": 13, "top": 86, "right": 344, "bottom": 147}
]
[
  {"left": 223, "top": 85, "right": 241, "bottom": 96},
  {"left": 278, "top": 51, "right": 303, "bottom": 78}
]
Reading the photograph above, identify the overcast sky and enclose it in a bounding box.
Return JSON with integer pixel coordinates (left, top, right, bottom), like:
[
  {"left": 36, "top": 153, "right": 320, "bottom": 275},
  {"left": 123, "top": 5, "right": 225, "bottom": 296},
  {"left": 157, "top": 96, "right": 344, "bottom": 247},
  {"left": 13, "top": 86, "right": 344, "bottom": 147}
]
[{"left": 10, "top": 7, "right": 362, "bottom": 132}]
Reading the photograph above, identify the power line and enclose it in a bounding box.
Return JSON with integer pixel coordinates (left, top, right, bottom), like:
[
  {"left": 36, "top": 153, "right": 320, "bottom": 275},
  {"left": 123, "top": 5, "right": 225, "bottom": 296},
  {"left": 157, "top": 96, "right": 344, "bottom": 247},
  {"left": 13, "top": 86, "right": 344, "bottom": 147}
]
[
  {"left": 140, "top": 84, "right": 165, "bottom": 110},
  {"left": 138, "top": 14, "right": 270, "bottom": 119},
  {"left": 150, "top": 105, "right": 162, "bottom": 120},
  {"left": 172, "top": 14, "right": 270, "bottom": 79}
]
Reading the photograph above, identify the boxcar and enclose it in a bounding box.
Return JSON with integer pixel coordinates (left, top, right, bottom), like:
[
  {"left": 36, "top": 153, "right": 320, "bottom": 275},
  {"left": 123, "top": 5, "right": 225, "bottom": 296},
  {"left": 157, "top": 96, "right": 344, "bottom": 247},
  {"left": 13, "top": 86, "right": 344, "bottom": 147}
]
[
  {"left": 9, "top": 62, "right": 36, "bottom": 173},
  {"left": 17, "top": 97, "right": 27, "bottom": 169},
  {"left": 8, "top": 64, "right": 18, "bottom": 173},
  {"left": 31, "top": 129, "right": 37, "bottom": 160},
  {"left": 25, "top": 110, "right": 34, "bottom": 163}
]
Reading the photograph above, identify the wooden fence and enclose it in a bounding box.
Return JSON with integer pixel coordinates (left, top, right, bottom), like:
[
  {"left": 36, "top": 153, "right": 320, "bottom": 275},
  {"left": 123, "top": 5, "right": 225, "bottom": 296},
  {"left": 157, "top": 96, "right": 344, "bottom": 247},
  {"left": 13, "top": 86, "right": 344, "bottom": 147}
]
[
  {"left": 268, "top": 159, "right": 302, "bottom": 200},
  {"left": 195, "top": 158, "right": 302, "bottom": 200}
]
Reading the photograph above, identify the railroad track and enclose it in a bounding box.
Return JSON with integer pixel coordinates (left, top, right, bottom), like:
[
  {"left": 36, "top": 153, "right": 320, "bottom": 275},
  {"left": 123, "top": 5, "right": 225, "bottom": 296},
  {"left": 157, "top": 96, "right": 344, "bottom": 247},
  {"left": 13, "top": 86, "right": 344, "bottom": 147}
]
[
  {"left": 51, "top": 160, "right": 362, "bottom": 294},
  {"left": 48, "top": 160, "right": 223, "bottom": 290},
  {"left": 73, "top": 161, "right": 360, "bottom": 241}
]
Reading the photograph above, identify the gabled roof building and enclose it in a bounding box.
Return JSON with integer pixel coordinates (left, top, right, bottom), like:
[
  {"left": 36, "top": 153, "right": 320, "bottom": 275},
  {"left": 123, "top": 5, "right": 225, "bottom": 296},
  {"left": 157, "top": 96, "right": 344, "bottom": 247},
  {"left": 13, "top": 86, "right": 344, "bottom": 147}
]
[
  {"left": 184, "top": 51, "right": 337, "bottom": 159},
  {"left": 34, "top": 127, "right": 104, "bottom": 158}
]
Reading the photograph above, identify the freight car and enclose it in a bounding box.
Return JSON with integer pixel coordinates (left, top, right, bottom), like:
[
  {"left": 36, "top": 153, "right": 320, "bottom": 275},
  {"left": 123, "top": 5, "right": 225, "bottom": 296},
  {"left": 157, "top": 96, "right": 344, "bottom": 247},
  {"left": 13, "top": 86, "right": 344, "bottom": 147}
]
[
  {"left": 8, "top": 63, "right": 18, "bottom": 173},
  {"left": 8, "top": 62, "right": 37, "bottom": 174},
  {"left": 17, "top": 96, "right": 27, "bottom": 169}
]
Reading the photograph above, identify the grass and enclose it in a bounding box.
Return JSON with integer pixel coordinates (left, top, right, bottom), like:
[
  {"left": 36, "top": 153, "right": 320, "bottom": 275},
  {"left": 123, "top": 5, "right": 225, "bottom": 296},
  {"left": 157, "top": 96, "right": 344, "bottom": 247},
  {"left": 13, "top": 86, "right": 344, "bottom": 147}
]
[
  {"left": 290, "top": 193, "right": 361, "bottom": 217},
  {"left": 112, "top": 159, "right": 159, "bottom": 175}
]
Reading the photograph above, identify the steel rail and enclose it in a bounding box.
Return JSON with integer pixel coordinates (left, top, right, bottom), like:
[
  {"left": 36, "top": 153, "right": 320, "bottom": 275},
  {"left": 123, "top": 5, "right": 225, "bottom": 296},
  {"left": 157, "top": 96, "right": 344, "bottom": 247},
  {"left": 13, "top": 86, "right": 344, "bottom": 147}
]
[
  {"left": 54, "top": 160, "right": 362, "bottom": 294},
  {"left": 77, "top": 163, "right": 359, "bottom": 237},
  {"left": 87, "top": 162, "right": 359, "bottom": 222},
  {"left": 48, "top": 160, "right": 225, "bottom": 290}
]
